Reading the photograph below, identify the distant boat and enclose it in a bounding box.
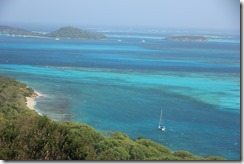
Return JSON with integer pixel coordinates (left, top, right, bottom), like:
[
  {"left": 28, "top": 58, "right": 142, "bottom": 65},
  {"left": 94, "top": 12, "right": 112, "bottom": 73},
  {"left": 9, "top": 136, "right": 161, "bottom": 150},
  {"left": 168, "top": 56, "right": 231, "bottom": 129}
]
[
  {"left": 158, "top": 110, "right": 166, "bottom": 131},
  {"left": 118, "top": 39, "right": 122, "bottom": 42},
  {"left": 55, "top": 38, "right": 60, "bottom": 40},
  {"left": 141, "top": 40, "right": 145, "bottom": 43}
]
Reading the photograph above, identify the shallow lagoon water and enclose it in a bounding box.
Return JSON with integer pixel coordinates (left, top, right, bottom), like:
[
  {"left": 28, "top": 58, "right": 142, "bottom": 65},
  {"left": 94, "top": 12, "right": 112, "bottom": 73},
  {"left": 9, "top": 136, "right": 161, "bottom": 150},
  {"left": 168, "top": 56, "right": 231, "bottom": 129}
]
[{"left": 0, "top": 33, "right": 240, "bottom": 159}]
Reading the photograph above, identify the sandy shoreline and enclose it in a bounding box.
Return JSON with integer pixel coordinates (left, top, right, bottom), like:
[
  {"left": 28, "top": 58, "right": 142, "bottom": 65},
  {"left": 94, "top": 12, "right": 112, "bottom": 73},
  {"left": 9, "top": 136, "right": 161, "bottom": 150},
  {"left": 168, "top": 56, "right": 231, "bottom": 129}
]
[{"left": 26, "top": 91, "right": 44, "bottom": 112}]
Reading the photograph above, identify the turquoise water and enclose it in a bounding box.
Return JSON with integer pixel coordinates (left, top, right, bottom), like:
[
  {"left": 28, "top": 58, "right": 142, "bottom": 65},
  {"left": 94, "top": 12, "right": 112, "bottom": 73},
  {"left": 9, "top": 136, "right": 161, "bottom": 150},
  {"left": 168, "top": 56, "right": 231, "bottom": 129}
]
[{"left": 0, "top": 32, "right": 240, "bottom": 159}]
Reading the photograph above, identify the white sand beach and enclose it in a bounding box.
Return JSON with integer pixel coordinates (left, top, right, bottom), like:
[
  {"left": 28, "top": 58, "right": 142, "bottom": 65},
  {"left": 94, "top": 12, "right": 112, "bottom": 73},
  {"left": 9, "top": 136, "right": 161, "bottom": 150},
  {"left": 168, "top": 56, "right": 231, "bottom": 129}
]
[
  {"left": 26, "top": 91, "right": 44, "bottom": 111},
  {"left": 26, "top": 97, "right": 37, "bottom": 110}
]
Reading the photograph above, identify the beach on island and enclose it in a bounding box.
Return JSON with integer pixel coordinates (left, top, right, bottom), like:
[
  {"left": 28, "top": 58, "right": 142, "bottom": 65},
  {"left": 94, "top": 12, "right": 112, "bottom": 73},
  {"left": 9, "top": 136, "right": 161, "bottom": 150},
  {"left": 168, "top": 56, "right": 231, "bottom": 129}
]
[{"left": 26, "top": 91, "right": 44, "bottom": 113}]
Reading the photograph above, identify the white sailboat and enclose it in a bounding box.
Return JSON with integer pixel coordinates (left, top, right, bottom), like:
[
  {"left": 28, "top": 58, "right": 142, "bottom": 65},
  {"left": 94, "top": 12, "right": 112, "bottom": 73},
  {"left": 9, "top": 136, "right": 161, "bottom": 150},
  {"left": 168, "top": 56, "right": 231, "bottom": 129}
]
[{"left": 158, "top": 110, "right": 166, "bottom": 131}]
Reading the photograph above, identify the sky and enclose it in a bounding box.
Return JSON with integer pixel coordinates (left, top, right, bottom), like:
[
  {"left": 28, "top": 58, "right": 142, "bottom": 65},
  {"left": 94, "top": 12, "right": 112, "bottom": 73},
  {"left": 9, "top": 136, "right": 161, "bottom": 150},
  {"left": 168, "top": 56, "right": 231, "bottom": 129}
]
[{"left": 0, "top": 0, "right": 240, "bottom": 31}]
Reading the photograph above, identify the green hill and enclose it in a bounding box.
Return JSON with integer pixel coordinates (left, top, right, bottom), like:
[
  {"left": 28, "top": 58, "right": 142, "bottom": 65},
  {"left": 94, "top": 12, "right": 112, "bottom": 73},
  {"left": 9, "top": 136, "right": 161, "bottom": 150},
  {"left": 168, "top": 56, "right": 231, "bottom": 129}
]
[
  {"left": 46, "top": 26, "right": 107, "bottom": 39},
  {"left": 0, "top": 76, "right": 225, "bottom": 160}
]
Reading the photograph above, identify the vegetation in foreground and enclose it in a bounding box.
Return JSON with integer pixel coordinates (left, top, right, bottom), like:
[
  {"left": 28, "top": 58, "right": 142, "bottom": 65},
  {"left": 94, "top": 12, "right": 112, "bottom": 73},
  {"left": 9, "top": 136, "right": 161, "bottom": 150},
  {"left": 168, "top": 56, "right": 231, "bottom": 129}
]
[{"left": 0, "top": 76, "right": 225, "bottom": 160}]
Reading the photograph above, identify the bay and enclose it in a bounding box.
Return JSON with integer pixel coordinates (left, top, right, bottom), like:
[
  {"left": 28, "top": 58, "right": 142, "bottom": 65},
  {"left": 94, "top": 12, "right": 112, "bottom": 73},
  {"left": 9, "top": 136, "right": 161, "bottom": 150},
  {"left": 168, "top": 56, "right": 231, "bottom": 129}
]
[{"left": 0, "top": 31, "right": 240, "bottom": 159}]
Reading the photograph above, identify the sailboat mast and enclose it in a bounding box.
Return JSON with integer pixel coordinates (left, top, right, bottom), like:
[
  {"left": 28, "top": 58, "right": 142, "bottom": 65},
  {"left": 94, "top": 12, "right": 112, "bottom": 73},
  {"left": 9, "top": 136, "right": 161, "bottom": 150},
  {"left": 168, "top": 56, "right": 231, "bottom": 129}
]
[{"left": 159, "top": 110, "right": 163, "bottom": 126}]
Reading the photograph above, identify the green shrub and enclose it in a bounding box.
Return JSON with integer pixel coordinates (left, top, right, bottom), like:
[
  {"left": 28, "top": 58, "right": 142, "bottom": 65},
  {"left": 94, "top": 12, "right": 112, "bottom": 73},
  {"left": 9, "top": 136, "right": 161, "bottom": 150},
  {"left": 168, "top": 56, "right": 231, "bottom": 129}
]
[{"left": 173, "top": 150, "right": 199, "bottom": 160}]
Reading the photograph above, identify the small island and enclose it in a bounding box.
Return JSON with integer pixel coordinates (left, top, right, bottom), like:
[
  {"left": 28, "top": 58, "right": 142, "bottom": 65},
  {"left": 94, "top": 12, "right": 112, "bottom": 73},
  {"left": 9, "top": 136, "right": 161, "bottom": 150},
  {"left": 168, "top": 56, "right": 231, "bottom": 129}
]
[
  {"left": 0, "top": 25, "right": 107, "bottom": 40},
  {"left": 0, "top": 25, "right": 44, "bottom": 37},
  {"left": 46, "top": 26, "right": 107, "bottom": 40},
  {"left": 163, "top": 35, "right": 208, "bottom": 42}
]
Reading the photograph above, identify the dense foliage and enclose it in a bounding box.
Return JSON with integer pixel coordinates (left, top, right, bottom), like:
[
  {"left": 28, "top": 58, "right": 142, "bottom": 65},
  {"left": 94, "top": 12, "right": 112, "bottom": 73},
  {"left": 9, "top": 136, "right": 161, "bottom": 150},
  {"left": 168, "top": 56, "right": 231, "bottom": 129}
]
[{"left": 0, "top": 76, "right": 225, "bottom": 160}]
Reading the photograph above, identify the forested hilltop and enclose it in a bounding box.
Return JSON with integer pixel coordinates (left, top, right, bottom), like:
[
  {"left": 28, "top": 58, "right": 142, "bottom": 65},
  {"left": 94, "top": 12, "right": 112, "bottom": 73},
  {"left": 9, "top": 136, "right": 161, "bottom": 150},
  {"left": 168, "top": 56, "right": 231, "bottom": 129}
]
[
  {"left": 0, "top": 25, "right": 107, "bottom": 40},
  {"left": 0, "top": 76, "right": 225, "bottom": 160}
]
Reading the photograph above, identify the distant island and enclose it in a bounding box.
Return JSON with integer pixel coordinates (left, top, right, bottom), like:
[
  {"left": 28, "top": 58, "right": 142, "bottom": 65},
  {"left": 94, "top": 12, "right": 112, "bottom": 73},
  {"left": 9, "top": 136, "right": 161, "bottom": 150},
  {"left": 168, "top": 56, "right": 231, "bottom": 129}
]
[
  {"left": 163, "top": 36, "right": 208, "bottom": 42},
  {"left": 0, "top": 25, "right": 43, "bottom": 37},
  {"left": 46, "top": 26, "right": 107, "bottom": 39},
  {"left": 0, "top": 25, "right": 107, "bottom": 40}
]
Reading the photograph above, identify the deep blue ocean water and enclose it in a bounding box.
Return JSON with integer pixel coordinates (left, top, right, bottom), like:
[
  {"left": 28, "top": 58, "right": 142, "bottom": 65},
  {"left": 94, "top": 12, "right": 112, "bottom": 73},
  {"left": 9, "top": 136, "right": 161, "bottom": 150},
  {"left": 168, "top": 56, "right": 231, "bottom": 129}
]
[{"left": 0, "top": 31, "right": 240, "bottom": 160}]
